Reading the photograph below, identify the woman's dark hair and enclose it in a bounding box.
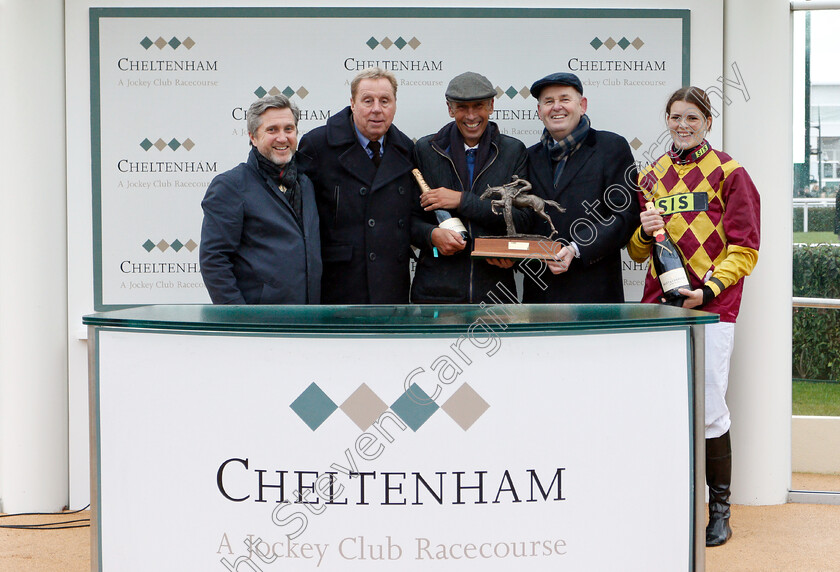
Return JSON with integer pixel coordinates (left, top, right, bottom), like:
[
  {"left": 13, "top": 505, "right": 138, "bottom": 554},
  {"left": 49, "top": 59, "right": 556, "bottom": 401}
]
[{"left": 665, "top": 86, "right": 713, "bottom": 120}]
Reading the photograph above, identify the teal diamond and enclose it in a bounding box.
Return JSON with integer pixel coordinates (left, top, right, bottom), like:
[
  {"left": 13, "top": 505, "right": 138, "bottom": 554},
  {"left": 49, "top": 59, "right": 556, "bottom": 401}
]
[
  {"left": 169, "top": 37, "right": 181, "bottom": 49},
  {"left": 394, "top": 37, "right": 407, "bottom": 49},
  {"left": 291, "top": 383, "right": 337, "bottom": 431},
  {"left": 142, "top": 239, "right": 155, "bottom": 252},
  {"left": 590, "top": 37, "right": 603, "bottom": 50},
  {"left": 171, "top": 239, "right": 184, "bottom": 252},
  {"left": 505, "top": 86, "right": 518, "bottom": 99},
  {"left": 391, "top": 383, "right": 438, "bottom": 432},
  {"left": 366, "top": 37, "right": 379, "bottom": 49},
  {"left": 139, "top": 138, "right": 153, "bottom": 151},
  {"left": 140, "top": 37, "right": 154, "bottom": 50},
  {"left": 618, "top": 37, "right": 630, "bottom": 50},
  {"left": 254, "top": 86, "right": 267, "bottom": 98},
  {"left": 282, "top": 86, "right": 295, "bottom": 98},
  {"left": 168, "top": 138, "right": 181, "bottom": 151}
]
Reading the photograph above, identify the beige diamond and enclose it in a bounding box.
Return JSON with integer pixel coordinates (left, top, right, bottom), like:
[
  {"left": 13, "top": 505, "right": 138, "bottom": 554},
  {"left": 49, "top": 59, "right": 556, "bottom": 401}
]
[
  {"left": 631, "top": 37, "right": 644, "bottom": 50},
  {"left": 380, "top": 37, "right": 393, "bottom": 49},
  {"left": 296, "top": 86, "right": 309, "bottom": 99},
  {"left": 156, "top": 239, "right": 170, "bottom": 252},
  {"left": 442, "top": 383, "right": 489, "bottom": 431},
  {"left": 341, "top": 384, "right": 388, "bottom": 431},
  {"left": 268, "top": 86, "right": 282, "bottom": 96},
  {"left": 182, "top": 37, "right": 195, "bottom": 49},
  {"left": 604, "top": 37, "right": 617, "bottom": 50},
  {"left": 519, "top": 86, "right": 530, "bottom": 99},
  {"left": 154, "top": 138, "right": 167, "bottom": 151},
  {"left": 182, "top": 138, "right": 195, "bottom": 151},
  {"left": 408, "top": 37, "right": 421, "bottom": 49},
  {"left": 184, "top": 239, "right": 198, "bottom": 252},
  {"left": 630, "top": 137, "right": 643, "bottom": 150},
  {"left": 495, "top": 86, "right": 503, "bottom": 98},
  {"left": 154, "top": 37, "right": 167, "bottom": 49}
]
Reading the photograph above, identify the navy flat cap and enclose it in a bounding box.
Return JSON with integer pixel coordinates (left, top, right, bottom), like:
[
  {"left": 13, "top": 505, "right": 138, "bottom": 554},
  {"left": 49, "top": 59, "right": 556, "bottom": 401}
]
[
  {"left": 445, "top": 72, "right": 496, "bottom": 102},
  {"left": 530, "top": 72, "right": 584, "bottom": 99}
]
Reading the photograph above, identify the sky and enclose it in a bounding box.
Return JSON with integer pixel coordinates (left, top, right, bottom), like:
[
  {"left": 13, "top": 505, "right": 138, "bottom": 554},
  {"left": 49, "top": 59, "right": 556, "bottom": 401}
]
[{"left": 808, "top": 10, "right": 840, "bottom": 84}]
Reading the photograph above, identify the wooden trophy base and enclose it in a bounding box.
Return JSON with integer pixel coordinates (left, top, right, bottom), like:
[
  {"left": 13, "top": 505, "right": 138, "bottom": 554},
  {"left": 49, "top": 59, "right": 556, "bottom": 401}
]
[{"left": 471, "top": 235, "right": 561, "bottom": 260}]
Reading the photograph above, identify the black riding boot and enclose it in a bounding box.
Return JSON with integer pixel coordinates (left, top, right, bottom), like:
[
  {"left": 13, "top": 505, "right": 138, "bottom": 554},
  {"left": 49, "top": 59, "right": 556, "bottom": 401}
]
[{"left": 706, "top": 430, "right": 732, "bottom": 547}]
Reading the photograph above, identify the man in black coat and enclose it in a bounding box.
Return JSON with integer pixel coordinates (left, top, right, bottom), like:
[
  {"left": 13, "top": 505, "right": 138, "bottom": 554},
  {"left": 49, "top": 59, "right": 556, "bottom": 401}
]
[
  {"left": 200, "top": 95, "right": 321, "bottom": 304},
  {"left": 411, "top": 71, "right": 528, "bottom": 304},
  {"left": 522, "top": 72, "right": 640, "bottom": 303},
  {"left": 297, "top": 68, "right": 417, "bottom": 304}
]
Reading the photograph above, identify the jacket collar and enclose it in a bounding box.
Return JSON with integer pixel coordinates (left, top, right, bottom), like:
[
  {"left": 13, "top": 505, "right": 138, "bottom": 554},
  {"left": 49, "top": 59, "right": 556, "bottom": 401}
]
[
  {"left": 531, "top": 128, "right": 598, "bottom": 195},
  {"left": 326, "top": 106, "right": 411, "bottom": 156},
  {"left": 325, "top": 106, "right": 413, "bottom": 192}
]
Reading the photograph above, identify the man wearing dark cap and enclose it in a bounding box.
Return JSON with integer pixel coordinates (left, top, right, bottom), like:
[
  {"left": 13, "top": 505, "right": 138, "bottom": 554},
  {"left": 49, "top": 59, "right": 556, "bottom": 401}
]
[
  {"left": 410, "top": 71, "right": 529, "bottom": 303},
  {"left": 521, "top": 72, "right": 640, "bottom": 303}
]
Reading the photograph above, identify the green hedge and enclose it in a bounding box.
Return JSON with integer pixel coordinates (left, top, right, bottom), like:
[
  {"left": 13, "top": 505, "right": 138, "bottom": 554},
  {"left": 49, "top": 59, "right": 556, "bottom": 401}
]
[
  {"left": 793, "top": 206, "right": 837, "bottom": 233},
  {"left": 792, "top": 244, "right": 840, "bottom": 381}
]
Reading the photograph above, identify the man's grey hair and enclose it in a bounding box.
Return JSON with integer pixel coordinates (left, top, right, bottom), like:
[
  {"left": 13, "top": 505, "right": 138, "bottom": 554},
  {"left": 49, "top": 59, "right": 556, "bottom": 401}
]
[
  {"left": 350, "top": 67, "right": 398, "bottom": 100},
  {"left": 246, "top": 95, "right": 300, "bottom": 136}
]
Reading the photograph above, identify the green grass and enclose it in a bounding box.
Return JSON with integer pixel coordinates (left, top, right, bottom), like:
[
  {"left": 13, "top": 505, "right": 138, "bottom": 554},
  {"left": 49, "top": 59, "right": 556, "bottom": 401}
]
[
  {"left": 793, "top": 380, "right": 840, "bottom": 416},
  {"left": 794, "top": 231, "right": 839, "bottom": 244}
]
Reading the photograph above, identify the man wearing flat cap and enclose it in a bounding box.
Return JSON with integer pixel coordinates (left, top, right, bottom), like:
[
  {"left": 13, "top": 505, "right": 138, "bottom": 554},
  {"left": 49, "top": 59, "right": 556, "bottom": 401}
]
[
  {"left": 410, "top": 71, "right": 528, "bottom": 303},
  {"left": 522, "top": 72, "right": 640, "bottom": 303}
]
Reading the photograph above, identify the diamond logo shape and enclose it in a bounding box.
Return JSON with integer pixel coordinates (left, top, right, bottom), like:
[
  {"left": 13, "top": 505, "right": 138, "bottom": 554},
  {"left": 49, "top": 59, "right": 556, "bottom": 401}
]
[
  {"left": 604, "top": 37, "right": 617, "bottom": 50},
  {"left": 391, "top": 383, "right": 438, "bottom": 432},
  {"left": 494, "top": 86, "right": 503, "bottom": 99},
  {"left": 442, "top": 383, "right": 489, "bottom": 431},
  {"left": 505, "top": 86, "right": 518, "bottom": 99},
  {"left": 254, "top": 86, "right": 267, "bottom": 98},
  {"left": 142, "top": 239, "right": 155, "bottom": 252},
  {"left": 380, "top": 37, "right": 394, "bottom": 49},
  {"left": 154, "top": 138, "right": 167, "bottom": 151},
  {"left": 296, "top": 87, "right": 309, "bottom": 98},
  {"left": 182, "top": 37, "right": 195, "bottom": 49},
  {"left": 140, "top": 138, "right": 153, "bottom": 151},
  {"left": 140, "top": 37, "right": 153, "bottom": 50},
  {"left": 154, "top": 36, "right": 167, "bottom": 49},
  {"left": 630, "top": 137, "right": 643, "bottom": 151},
  {"left": 341, "top": 384, "right": 389, "bottom": 430},
  {"left": 184, "top": 239, "right": 198, "bottom": 252},
  {"left": 268, "top": 86, "right": 282, "bottom": 96},
  {"left": 282, "top": 86, "right": 295, "bottom": 98},
  {"left": 170, "top": 239, "right": 184, "bottom": 252},
  {"left": 408, "top": 37, "right": 421, "bottom": 49},
  {"left": 617, "top": 37, "right": 630, "bottom": 50},
  {"left": 632, "top": 37, "right": 644, "bottom": 50},
  {"left": 519, "top": 87, "right": 530, "bottom": 99},
  {"left": 156, "top": 239, "right": 170, "bottom": 252},
  {"left": 168, "top": 36, "right": 181, "bottom": 49},
  {"left": 394, "top": 37, "right": 407, "bottom": 50},
  {"left": 366, "top": 37, "right": 379, "bottom": 49},
  {"left": 291, "top": 383, "right": 338, "bottom": 431},
  {"left": 168, "top": 138, "right": 181, "bottom": 151},
  {"left": 590, "top": 37, "right": 603, "bottom": 50},
  {"left": 182, "top": 138, "right": 195, "bottom": 151}
]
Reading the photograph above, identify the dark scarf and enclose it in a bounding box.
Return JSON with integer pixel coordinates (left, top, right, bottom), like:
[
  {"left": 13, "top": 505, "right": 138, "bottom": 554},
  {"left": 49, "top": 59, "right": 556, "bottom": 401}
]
[
  {"left": 667, "top": 139, "right": 711, "bottom": 165},
  {"left": 252, "top": 146, "right": 303, "bottom": 223},
  {"left": 440, "top": 122, "right": 496, "bottom": 192},
  {"left": 540, "top": 113, "right": 591, "bottom": 188}
]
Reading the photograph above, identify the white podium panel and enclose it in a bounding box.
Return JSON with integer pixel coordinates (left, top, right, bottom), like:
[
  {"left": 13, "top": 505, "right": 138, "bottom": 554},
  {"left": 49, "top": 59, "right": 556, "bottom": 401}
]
[{"left": 88, "top": 306, "right": 703, "bottom": 571}]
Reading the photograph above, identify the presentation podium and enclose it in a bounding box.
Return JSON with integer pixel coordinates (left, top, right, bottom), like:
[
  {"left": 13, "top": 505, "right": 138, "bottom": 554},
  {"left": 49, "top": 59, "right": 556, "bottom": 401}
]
[{"left": 84, "top": 304, "right": 716, "bottom": 571}]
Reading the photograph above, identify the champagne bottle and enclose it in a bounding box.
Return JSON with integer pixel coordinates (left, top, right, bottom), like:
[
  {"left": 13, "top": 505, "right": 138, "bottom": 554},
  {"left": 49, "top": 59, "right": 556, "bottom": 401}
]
[
  {"left": 646, "top": 202, "right": 690, "bottom": 306},
  {"left": 412, "top": 168, "right": 469, "bottom": 240}
]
